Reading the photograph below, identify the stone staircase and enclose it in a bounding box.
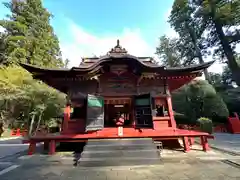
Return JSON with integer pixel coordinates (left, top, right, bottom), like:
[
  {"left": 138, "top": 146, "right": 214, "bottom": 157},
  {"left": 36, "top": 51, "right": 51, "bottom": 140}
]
[{"left": 76, "top": 138, "right": 162, "bottom": 167}]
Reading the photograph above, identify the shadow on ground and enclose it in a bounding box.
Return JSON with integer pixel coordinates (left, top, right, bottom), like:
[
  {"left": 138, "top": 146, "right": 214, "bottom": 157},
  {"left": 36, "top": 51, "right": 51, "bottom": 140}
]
[{"left": 56, "top": 142, "right": 86, "bottom": 166}]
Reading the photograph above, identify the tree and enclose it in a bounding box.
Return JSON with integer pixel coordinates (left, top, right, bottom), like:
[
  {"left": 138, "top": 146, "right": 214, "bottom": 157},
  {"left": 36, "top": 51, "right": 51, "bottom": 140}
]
[
  {"left": 0, "top": 65, "right": 66, "bottom": 132},
  {"left": 221, "top": 87, "right": 240, "bottom": 115},
  {"left": 0, "top": 0, "right": 64, "bottom": 67},
  {"left": 191, "top": 0, "right": 240, "bottom": 85},
  {"left": 172, "top": 80, "right": 229, "bottom": 123},
  {"left": 209, "top": 56, "right": 240, "bottom": 90},
  {"left": 221, "top": 56, "right": 240, "bottom": 85},
  {"left": 155, "top": 35, "right": 182, "bottom": 67},
  {"left": 208, "top": 72, "right": 223, "bottom": 88},
  {"left": 169, "top": 0, "right": 211, "bottom": 81},
  {"left": 64, "top": 58, "right": 70, "bottom": 68},
  {"left": 0, "top": 30, "right": 8, "bottom": 64}
]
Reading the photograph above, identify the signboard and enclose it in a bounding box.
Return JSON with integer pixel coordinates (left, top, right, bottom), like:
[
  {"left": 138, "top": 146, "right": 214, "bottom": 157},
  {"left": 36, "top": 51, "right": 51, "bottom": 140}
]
[{"left": 85, "top": 94, "right": 104, "bottom": 132}]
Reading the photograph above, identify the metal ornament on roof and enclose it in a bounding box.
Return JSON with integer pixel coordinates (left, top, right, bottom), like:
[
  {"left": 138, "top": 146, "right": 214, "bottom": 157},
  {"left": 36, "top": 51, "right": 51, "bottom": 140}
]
[{"left": 108, "top": 39, "right": 128, "bottom": 55}]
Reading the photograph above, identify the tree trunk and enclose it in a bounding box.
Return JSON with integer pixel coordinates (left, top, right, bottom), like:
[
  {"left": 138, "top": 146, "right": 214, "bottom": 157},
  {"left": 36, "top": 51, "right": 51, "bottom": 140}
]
[
  {"left": 28, "top": 114, "right": 35, "bottom": 137},
  {"left": 214, "top": 22, "right": 240, "bottom": 85},
  {"left": 186, "top": 24, "right": 210, "bottom": 82},
  {"left": 197, "top": 51, "right": 210, "bottom": 82},
  {"left": 34, "top": 112, "right": 42, "bottom": 135},
  {"left": 209, "top": 0, "right": 240, "bottom": 86}
]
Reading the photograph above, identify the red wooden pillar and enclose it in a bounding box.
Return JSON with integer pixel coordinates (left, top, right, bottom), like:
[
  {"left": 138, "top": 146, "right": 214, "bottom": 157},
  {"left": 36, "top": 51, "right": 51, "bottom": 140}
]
[
  {"left": 200, "top": 136, "right": 210, "bottom": 152},
  {"left": 28, "top": 142, "right": 36, "bottom": 155},
  {"left": 189, "top": 137, "right": 195, "bottom": 146},
  {"left": 131, "top": 99, "right": 136, "bottom": 127},
  {"left": 49, "top": 140, "right": 56, "bottom": 155},
  {"left": 182, "top": 136, "right": 190, "bottom": 152},
  {"left": 166, "top": 96, "right": 177, "bottom": 128},
  {"left": 63, "top": 104, "right": 71, "bottom": 133}
]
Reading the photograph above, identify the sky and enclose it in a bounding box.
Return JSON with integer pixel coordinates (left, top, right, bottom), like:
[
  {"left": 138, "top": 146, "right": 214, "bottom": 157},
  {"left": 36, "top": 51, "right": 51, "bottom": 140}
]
[{"left": 0, "top": 0, "right": 224, "bottom": 73}]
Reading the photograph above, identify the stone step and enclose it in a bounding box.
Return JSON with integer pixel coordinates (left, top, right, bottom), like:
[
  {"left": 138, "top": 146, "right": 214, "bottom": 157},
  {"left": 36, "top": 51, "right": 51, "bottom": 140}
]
[
  {"left": 57, "top": 156, "right": 162, "bottom": 167},
  {"left": 77, "top": 159, "right": 162, "bottom": 167},
  {"left": 83, "top": 144, "right": 157, "bottom": 151},
  {"left": 84, "top": 138, "right": 157, "bottom": 152},
  {"left": 56, "top": 138, "right": 161, "bottom": 167},
  {"left": 86, "top": 138, "right": 154, "bottom": 146},
  {"left": 80, "top": 149, "right": 159, "bottom": 158},
  {"left": 73, "top": 138, "right": 161, "bottom": 167}
]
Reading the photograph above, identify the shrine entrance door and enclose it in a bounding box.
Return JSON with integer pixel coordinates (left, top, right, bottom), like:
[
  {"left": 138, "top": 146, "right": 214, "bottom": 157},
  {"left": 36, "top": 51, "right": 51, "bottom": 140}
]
[
  {"left": 134, "top": 93, "right": 153, "bottom": 128},
  {"left": 104, "top": 97, "right": 133, "bottom": 127}
]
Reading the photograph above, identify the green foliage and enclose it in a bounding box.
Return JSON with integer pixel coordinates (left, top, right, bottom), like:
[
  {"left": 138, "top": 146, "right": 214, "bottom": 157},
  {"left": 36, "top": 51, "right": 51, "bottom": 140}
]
[
  {"left": 0, "top": 0, "right": 64, "bottom": 67},
  {"left": 0, "top": 0, "right": 67, "bottom": 133},
  {"left": 197, "top": 117, "right": 213, "bottom": 134},
  {"left": 158, "top": 0, "right": 240, "bottom": 123},
  {"left": 209, "top": 72, "right": 223, "bottom": 89},
  {"left": 174, "top": 113, "right": 192, "bottom": 125},
  {"left": 0, "top": 33, "right": 7, "bottom": 64},
  {"left": 209, "top": 58, "right": 240, "bottom": 91},
  {"left": 191, "top": 0, "right": 240, "bottom": 54},
  {"left": 172, "top": 80, "right": 229, "bottom": 123},
  {"left": 168, "top": 0, "right": 240, "bottom": 85},
  {"left": 221, "top": 87, "right": 240, "bottom": 115},
  {"left": 64, "top": 58, "right": 70, "bottom": 68},
  {"left": 155, "top": 35, "right": 183, "bottom": 67},
  {"left": 168, "top": 0, "right": 211, "bottom": 80},
  {"left": 169, "top": 0, "right": 209, "bottom": 62},
  {"left": 0, "top": 65, "right": 66, "bottom": 131}
]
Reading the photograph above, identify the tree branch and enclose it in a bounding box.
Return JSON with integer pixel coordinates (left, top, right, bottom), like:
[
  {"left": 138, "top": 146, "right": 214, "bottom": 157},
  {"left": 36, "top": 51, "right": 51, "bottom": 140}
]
[{"left": 226, "top": 33, "right": 240, "bottom": 44}]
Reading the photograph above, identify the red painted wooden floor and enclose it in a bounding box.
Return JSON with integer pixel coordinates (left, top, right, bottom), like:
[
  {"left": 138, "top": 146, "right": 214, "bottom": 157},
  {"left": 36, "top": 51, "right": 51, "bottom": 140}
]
[{"left": 27, "top": 128, "right": 213, "bottom": 141}]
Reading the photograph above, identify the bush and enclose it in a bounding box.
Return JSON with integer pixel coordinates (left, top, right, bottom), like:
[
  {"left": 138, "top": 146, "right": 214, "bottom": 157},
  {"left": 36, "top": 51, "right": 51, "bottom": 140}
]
[
  {"left": 197, "top": 117, "right": 213, "bottom": 134},
  {"left": 211, "top": 115, "right": 228, "bottom": 124},
  {"left": 172, "top": 80, "right": 229, "bottom": 124},
  {"left": 0, "top": 65, "right": 66, "bottom": 132},
  {"left": 174, "top": 114, "right": 194, "bottom": 125}
]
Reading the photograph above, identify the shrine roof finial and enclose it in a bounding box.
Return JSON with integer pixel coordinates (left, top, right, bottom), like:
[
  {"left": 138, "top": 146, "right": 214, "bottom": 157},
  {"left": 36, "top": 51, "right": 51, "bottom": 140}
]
[
  {"left": 117, "top": 39, "right": 120, "bottom": 46},
  {"left": 108, "top": 39, "right": 128, "bottom": 55}
]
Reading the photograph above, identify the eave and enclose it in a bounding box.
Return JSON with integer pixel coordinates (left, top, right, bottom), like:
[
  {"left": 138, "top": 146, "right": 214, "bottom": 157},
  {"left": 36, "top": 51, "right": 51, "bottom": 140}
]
[{"left": 20, "top": 60, "right": 214, "bottom": 78}]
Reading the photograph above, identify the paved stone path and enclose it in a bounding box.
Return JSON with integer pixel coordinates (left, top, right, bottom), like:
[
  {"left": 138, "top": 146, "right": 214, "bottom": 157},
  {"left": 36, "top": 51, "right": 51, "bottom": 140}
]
[
  {"left": 0, "top": 138, "right": 29, "bottom": 159},
  {"left": 0, "top": 144, "right": 240, "bottom": 180},
  {"left": 0, "top": 135, "right": 239, "bottom": 180},
  {"left": 209, "top": 133, "right": 240, "bottom": 155}
]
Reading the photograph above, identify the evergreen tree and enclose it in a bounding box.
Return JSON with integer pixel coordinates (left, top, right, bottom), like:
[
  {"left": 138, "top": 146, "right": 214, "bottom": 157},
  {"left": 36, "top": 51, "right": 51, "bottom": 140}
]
[
  {"left": 0, "top": 0, "right": 64, "bottom": 67},
  {"left": 191, "top": 0, "right": 240, "bottom": 85},
  {"left": 168, "top": 0, "right": 240, "bottom": 85},
  {"left": 0, "top": 32, "right": 7, "bottom": 64},
  {"left": 155, "top": 35, "right": 183, "bottom": 67},
  {"left": 64, "top": 58, "right": 70, "bottom": 68},
  {"left": 169, "top": 0, "right": 211, "bottom": 81}
]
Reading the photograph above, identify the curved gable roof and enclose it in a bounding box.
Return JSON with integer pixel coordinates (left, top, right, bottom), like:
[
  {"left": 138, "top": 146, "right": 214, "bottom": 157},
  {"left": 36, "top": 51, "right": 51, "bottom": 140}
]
[{"left": 20, "top": 40, "right": 215, "bottom": 77}]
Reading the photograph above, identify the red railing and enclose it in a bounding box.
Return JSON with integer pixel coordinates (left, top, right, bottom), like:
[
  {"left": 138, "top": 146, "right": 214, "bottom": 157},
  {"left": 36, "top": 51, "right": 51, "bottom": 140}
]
[
  {"left": 178, "top": 124, "right": 229, "bottom": 133},
  {"left": 228, "top": 113, "right": 240, "bottom": 134},
  {"left": 213, "top": 124, "right": 228, "bottom": 133},
  {"left": 11, "top": 129, "right": 28, "bottom": 136}
]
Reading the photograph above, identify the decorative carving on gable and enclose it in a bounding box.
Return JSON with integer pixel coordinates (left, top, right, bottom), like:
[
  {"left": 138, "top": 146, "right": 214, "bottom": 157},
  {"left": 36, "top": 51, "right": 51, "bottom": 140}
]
[
  {"left": 138, "top": 79, "right": 165, "bottom": 95},
  {"left": 110, "top": 65, "right": 128, "bottom": 76},
  {"left": 99, "top": 73, "right": 137, "bottom": 95}
]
